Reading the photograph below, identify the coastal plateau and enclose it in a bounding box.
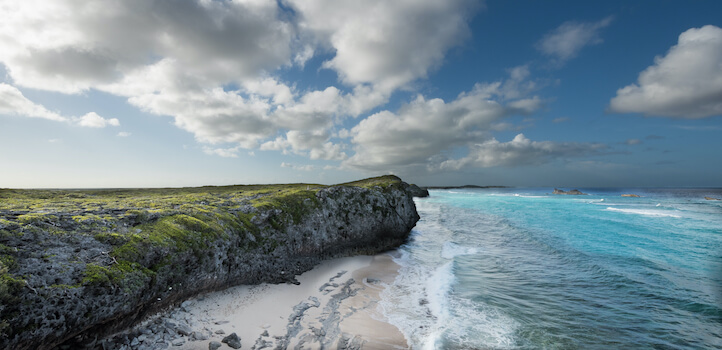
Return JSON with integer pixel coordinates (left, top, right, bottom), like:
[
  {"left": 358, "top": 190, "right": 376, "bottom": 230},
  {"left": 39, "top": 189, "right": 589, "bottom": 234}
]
[{"left": 0, "top": 176, "right": 419, "bottom": 350}]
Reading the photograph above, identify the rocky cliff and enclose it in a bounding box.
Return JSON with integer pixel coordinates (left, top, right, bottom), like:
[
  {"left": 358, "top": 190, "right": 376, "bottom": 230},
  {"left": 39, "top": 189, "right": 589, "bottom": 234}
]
[{"left": 0, "top": 176, "right": 419, "bottom": 350}]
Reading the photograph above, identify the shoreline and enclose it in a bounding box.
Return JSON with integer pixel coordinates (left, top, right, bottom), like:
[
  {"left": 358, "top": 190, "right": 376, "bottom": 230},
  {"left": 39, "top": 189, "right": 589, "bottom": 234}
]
[{"left": 104, "top": 253, "right": 408, "bottom": 349}]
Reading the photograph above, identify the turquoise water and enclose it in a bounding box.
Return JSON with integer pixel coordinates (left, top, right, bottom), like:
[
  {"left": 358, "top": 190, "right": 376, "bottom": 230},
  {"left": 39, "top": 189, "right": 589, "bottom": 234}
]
[{"left": 380, "top": 188, "right": 722, "bottom": 349}]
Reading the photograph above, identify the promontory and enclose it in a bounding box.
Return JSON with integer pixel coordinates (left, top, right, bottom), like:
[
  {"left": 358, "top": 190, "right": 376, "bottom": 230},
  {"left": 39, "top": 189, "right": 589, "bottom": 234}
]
[{"left": 0, "top": 175, "right": 420, "bottom": 350}]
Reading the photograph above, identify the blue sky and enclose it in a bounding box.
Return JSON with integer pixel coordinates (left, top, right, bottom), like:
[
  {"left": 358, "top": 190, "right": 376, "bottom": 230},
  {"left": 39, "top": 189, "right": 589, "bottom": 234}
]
[{"left": 1, "top": 0, "right": 721, "bottom": 188}]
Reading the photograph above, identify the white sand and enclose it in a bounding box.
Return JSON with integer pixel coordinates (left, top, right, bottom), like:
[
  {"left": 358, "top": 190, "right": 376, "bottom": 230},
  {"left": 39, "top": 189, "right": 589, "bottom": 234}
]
[{"left": 170, "top": 254, "right": 408, "bottom": 349}]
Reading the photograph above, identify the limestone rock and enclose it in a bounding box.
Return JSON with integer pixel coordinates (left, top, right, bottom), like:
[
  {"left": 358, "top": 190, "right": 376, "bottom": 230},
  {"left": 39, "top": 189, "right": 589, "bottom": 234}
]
[
  {"left": 621, "top": 194, "right": 640, "bottom": 197},
  {"left": 209, "top": 341, "right": 222, "bottom": 350},
  {"left": 0, "top": 176, "right": 419, "bottom": 350}
]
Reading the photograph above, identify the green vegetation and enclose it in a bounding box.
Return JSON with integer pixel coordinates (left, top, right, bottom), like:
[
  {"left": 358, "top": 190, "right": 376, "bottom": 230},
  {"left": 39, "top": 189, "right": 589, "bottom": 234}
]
[
  {"left": 82, "top": 261, "right": 153, "bottom": 293},
  {"left": 340, "top": 175, "right": 402, "bottom": 190},
  {"left": 0, "top": 176, "right": 403, "bottom": 296}
]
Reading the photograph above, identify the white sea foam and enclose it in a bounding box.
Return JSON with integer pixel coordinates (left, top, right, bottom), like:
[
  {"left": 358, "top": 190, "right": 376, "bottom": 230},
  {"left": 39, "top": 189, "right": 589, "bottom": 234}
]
[
  {"left": 427, "top": 262, "right": 454, "bottom": 321},
  {"left": 495, "top": 193, "right": 547, "bottom": 198},
  {"left": 441, "top": 242, "right": 479, "bottom": 259},
  {"left": 606, "top": 207, "right": 681, "bottom": 218},
  {"left": 379, "top": 250, "right": 436, "bottom": 347},
  {"left": 443, "top": 297, "right": 519, "bottom": 348}
]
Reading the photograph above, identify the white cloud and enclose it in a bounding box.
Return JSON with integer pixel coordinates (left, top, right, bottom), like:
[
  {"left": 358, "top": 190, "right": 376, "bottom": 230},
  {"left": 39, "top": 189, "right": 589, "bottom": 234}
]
[
  {"left": 435, "top": 134, "right": 605, "bottom": 170},
  {"left": 537, "top": 16, "right": 613, "bottom": 64},
  {"left": 280, "top": 162, "right": 315, "bottom": 171},
  {"left": 203, "top": 146, "right": 241, "bottom": 158},
  {"left": 5, "top": 0, "right": 570, "bottom": 173},
  {"left": 609, "top": 25, "right": 722, "bottom": 119},
  {"left": 0, "top": 0, "right": 490, "bottom": 167},
  {"left": 285, "top": 0, "right": 479, "bottom": 92},
  {"left": 75, "top": 112, "right": 119, "bottom": 128},
  {"left": 344, "top": 77, "right": 544, "bottom": 172},
  {"left": 117, "top": 132, "right": 131, "bottom": 137},
  {"left": 129, "top": 88, "right": 275, "bottom": 147},
  {"left": 0, "top": 83, "right": 67, "bottom": 121},
  {"left": 0, "top": 83, "right": 119, "bottom": 128},
  {"left": 0, "top": 0, "right": 293, "bottom": 94},
  {"left": 261, "top": 130, "right": 347, "bottom": 160}
]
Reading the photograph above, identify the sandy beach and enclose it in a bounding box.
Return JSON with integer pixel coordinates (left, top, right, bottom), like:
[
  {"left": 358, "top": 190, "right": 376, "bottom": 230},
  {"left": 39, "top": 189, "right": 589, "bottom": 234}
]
[{"left": 131, "top": 253, "right": 409, "bottom": 349}]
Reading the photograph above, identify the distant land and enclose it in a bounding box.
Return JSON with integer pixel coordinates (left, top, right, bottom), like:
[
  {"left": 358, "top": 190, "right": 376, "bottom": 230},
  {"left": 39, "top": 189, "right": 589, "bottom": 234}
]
[{"left": 423, "top": 185, "right": 509, "bottom": 190}]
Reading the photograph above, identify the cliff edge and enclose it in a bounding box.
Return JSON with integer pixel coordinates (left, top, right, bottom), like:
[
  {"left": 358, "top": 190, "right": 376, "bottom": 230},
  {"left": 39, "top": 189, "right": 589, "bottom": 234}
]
[{"left": 0, "top": 175, "right": 419, "bottom": 350}]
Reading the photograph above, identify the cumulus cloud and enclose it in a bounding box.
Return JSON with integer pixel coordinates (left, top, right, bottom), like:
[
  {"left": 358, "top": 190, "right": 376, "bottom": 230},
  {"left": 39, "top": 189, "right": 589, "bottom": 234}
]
[
  {"left": 285, "top": 0, "right": 479, "bottom": 92},
  {"left": 261, "top": 130, "right": 347, "bottom": 160},
  {"left": 537, "top": 16, "right": 613, "bottom": 64},
  {"left": 0, "top": 0, "right": 492, "bottom": 166},
  {"left": 0, "top": 83, "right": 67, "bottom": 122},
  {"left": 344, "top": 77, "right": 545, "bottom": 172},
  {"left": 436, "top": 134, "right": 605, "bottom": 170},
  {"left": 0, "top": 0, "right": 293, "bottom": 94},
  {"left": 6, "top": 0, "right": 596, "bottom": 174},
  {"left": 609, "top": 25, "right": 722, "bottom": 119},
  {"left": 117, "top": 132, "right": 131, "bottom": 137},
  {"left": 129, "top": 87, "right": 274, "bottom": 147},
  {"left": 75, "top": 112, "right": 119, "bottom": 128}
]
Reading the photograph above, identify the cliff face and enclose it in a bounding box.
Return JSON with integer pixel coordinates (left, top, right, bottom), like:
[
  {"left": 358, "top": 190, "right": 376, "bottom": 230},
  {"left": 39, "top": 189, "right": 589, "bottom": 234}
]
[{"left": 0, "top": 176, "right": 419, "bottom": 350}]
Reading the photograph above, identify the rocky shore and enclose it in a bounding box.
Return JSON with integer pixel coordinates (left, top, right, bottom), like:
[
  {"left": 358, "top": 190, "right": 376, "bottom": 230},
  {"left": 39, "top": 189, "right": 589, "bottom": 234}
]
[{"left": 0, "top": 176, "right": 419, "bottom": 350}]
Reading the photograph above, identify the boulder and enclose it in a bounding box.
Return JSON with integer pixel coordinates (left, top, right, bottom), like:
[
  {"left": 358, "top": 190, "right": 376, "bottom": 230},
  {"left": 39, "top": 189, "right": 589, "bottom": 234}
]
[{"left": 222, "top": 333, "right": 242, "bottom": 349}]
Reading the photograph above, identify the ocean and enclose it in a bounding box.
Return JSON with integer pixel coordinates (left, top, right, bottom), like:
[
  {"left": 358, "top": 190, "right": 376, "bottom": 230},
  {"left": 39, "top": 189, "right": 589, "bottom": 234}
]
[{"left": 379, "top": 188, "right": 722, "bottom": 349}]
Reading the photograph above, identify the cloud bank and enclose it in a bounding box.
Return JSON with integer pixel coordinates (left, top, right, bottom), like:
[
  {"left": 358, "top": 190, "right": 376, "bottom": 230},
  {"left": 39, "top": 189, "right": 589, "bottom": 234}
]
[{"left": 0, "top": 0, "right": 608, "bottom": 175}]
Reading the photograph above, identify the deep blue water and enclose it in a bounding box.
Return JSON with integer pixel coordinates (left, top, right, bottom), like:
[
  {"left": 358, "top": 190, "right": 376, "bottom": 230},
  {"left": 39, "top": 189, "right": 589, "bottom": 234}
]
[{"left": 380, "top": 188, "right": 722, "bottom": 349}]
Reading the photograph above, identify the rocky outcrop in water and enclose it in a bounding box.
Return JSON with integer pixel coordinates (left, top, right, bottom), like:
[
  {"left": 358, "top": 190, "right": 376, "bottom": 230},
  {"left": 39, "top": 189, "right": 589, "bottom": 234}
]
[
  {"left": 621, "top": 194, "right": 640, "bottom": 197},
  {"left": 0, "top": 176, "right": 419, "bottom": 350},
  {"left": 552, "top": 188, "right": 587, "bottom": 195}
]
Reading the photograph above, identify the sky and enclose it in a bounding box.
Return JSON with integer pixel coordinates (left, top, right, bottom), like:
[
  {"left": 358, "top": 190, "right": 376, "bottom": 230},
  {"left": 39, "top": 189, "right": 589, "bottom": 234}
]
[{"left": 1, "top": 0, "right": 721, "bottom": 188}]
